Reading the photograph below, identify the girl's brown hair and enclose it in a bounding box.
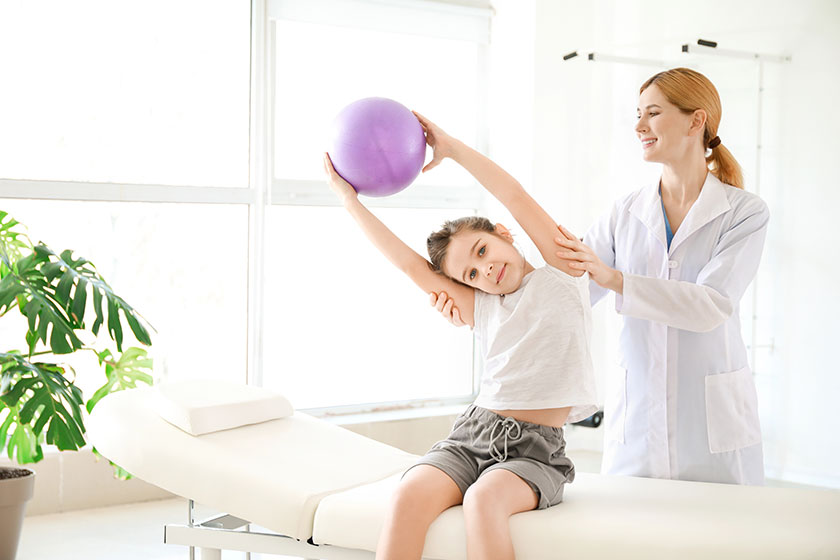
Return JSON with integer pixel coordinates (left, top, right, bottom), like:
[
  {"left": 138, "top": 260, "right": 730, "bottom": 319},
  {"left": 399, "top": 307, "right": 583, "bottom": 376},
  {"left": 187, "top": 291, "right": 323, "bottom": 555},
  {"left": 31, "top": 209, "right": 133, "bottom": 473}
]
[
  {"left": 641, "top": 67, "right": 744, "bottom": 189},
  {"left": 427, "top": 216, "right": 495, "bottom": 280}
]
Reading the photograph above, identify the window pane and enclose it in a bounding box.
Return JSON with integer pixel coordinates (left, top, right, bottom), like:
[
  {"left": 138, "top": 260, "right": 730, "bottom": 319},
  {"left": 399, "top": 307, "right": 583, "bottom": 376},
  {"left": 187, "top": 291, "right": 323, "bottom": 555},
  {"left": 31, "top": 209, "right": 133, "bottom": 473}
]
[
  {"left": 0, "top": 1, "right": 250, "bottom": 187},
  {"left": 273, "top": 18, "right": 479, "bottom": 189},
  {"left": 263, "top": 206, "right": 475, "bottom": 409},
  {"left": 0, "top": 200, "right": 249, "bottom": 400}
]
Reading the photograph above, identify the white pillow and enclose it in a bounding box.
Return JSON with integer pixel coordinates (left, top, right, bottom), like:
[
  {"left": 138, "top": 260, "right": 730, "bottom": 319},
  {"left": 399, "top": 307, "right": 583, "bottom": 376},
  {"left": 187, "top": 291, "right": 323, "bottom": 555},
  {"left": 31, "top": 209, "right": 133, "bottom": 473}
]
[{"left": 152, "top": 380, "right": 294, "bottom": 436}]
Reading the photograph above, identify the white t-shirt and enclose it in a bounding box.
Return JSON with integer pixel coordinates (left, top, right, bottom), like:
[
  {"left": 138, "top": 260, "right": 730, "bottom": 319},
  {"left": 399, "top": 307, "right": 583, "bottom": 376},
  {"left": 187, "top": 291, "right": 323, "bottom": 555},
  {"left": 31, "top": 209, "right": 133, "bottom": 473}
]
[{"left": 472, "top": 266, "right": 598, "bottom": 423}]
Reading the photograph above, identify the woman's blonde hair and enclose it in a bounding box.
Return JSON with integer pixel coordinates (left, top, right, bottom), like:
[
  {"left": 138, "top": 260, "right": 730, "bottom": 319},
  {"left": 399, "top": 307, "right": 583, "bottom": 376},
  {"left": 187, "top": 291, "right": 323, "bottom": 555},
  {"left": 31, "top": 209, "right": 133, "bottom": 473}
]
[{"left": 641, "top": 68, "right": 743, "bottom": 189}]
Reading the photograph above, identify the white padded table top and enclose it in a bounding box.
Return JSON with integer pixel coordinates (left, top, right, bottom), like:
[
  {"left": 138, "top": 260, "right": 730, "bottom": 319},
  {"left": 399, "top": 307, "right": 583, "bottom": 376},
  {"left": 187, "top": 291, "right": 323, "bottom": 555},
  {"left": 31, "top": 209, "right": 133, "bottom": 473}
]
[
  {"left": 313, "top": 471, "right": 840, "bottom": 559},
  {"left": 87, "top": 388, "right": 417, "bottom": 541}
]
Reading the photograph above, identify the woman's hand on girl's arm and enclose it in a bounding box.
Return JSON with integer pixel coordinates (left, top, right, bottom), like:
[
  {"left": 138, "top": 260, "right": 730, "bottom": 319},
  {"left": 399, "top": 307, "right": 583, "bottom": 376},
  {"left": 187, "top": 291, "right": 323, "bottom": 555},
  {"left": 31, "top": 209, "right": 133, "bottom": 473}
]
[
  {"left": 554, "top": 224, "right": 624, "bottom": 293},
  {"left": 429, "top": 291, "right": 467, "bottom": 327},
  {"left": 413, "top": 112, "right": 458, "bottom": 173},
  {"left": 324, "top": 153, "right": 358, "bottom": 205}
]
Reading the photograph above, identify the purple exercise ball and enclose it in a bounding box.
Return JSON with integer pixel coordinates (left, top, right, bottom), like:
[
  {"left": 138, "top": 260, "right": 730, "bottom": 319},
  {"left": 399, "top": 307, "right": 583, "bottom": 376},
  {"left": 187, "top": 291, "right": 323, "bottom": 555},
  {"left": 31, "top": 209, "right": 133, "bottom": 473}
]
[{"left": 329, "top": 97, "right": 426, "bottom": 197}]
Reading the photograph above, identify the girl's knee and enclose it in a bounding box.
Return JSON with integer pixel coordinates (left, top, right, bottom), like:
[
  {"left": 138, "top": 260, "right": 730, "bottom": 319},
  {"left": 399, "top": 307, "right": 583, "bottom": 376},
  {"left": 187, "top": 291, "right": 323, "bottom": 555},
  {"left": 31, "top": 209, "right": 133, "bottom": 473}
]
[
  {"left": 389, "top": 478, "right": 452, "bottom": 522},
  {"left": 390, "top": 480, "right": 424, "bottom": 511},
  {"left": 462, "top": 483, "right": 498, "bottom": 516},
  {"left": 463, "top": 470, "right": 539, "bottom": 518}
]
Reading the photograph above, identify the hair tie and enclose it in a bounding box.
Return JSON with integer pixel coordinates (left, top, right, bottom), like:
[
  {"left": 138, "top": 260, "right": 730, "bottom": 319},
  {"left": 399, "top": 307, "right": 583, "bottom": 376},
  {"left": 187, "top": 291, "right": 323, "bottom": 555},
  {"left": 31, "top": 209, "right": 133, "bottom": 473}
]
[{"left": 709, "top": 136, "right": 721, "bottom": 149}]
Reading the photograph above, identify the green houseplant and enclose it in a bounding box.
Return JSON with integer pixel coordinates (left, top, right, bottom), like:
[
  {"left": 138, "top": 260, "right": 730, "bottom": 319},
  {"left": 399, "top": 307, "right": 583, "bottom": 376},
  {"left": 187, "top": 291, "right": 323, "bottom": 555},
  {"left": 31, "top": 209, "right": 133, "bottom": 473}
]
[
  {"left": 0, "top": 210, "right": 154, "bottom": 467},
  {"left": 0, "top": 209, "right": 156, "bottom": 519}
]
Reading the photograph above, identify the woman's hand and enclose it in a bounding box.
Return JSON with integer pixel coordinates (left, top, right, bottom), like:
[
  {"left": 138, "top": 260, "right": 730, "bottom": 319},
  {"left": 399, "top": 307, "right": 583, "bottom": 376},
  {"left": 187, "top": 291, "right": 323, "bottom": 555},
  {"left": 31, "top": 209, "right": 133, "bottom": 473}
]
[
  {"left": 429, "top": 291, "right": 467, "bottom": 327},
  {"left": 554, "top": 224, "right": 624, "bottom": 294},
  {"left": 413, "top": 112, "right": 458, "bottom": 173},
  {"left": 323, "top": 152, "right": 358, "bottom": 204}
]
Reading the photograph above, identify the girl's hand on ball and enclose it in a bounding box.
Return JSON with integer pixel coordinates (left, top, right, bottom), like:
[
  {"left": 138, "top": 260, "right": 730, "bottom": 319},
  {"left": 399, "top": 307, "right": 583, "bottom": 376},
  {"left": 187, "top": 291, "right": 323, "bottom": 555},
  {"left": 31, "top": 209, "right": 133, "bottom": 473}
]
[
  {"left": 413, "top": 111, "right": 455, "bottom": 173},
  {"left": 324, "top": 153, "right": 358, "bottom": 204}
]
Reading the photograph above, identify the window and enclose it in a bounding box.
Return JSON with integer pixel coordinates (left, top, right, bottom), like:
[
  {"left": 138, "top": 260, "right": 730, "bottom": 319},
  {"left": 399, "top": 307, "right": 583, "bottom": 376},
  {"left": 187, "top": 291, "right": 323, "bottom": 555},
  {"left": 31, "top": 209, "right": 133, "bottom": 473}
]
[
  {"left": 0, "top": 1, "right": 252, "bottom": 394},
  {"left": 0, "top": 0, "right": 493, "bottom": 415},
  {"left": 0, "top": 0, "right": 250, "bottom": 188},
  {"left": 263, "top": 0, "right": 492, "bottom": 409},
  {"left": 0, "top": 200, "right": 249, "bottom": 393},
  {"left": 272, "top": 18, "right": 480, "bottom": 190}
]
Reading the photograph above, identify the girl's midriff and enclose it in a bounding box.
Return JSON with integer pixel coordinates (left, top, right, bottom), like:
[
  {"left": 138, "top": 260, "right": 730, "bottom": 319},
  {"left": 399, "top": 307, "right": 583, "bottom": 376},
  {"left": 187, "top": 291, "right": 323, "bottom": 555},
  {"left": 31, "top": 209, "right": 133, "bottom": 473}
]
[{"left": 490, "top": 406, "right": 572, "bottom": 428}]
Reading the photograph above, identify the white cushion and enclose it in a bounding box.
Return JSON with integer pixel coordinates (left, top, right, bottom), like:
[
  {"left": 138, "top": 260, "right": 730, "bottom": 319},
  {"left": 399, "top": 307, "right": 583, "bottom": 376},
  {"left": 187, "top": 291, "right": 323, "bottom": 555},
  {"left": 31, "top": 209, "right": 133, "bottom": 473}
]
[
  {"left": 313, "top": 471, "right": 840, "bottom": 559},
  {"left": 153, "top": 380, "right": 294, "bottom": 435}
]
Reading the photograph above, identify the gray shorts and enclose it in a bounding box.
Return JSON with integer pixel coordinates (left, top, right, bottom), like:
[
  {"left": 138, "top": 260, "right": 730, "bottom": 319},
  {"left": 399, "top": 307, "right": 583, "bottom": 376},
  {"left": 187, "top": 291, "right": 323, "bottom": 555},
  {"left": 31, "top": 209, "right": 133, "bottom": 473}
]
[{"left": 405, "top": 405, "right": 575, "bottom": 509}]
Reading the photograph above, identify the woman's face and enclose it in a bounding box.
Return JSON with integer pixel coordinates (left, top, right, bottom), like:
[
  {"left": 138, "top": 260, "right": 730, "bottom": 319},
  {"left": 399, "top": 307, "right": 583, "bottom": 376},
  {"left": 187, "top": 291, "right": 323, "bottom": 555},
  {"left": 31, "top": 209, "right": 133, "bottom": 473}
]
[{"left": 635, "top": 84, "right": 699, "bottom": 164}]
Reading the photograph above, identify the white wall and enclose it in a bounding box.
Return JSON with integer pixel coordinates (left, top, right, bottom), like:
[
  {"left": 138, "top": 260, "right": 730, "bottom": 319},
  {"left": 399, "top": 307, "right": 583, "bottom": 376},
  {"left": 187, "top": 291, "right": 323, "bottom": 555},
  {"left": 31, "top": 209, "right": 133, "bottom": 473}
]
[
  {"left": 489, "top": 0, "right": 840, "bottom": 487},
  {"left": 767, "top": 1, "right": 840, "bottom": 486}
]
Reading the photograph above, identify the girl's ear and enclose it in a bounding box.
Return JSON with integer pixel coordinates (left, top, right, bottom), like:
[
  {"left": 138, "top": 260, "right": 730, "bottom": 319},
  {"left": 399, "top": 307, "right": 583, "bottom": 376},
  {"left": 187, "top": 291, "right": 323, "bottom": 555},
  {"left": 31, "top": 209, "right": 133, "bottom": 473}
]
[{"left": 494, "top": 223, "right": 514, "bottom": 243}]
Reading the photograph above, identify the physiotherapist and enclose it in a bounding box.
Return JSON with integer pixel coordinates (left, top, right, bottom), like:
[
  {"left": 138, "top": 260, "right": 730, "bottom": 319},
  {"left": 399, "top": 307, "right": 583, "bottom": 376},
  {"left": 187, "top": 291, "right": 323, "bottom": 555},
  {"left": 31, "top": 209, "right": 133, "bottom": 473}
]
[{"left": 431, "top": 67, "right": 769, "bottom": 485}]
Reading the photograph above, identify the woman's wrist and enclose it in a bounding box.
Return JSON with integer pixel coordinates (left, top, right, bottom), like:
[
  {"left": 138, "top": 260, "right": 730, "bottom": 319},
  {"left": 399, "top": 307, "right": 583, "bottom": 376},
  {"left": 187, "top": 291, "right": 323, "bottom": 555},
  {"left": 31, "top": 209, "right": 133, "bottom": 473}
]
[{"left": 608, "top": 270, "right": 624, "bottom": 295}]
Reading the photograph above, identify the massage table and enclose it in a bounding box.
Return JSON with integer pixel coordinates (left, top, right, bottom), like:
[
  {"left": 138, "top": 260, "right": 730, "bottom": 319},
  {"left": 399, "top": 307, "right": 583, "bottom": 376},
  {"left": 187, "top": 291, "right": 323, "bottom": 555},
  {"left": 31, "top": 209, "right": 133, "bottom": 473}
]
[{"left": 87, "top": 385, "right": 840, "bottom": 560}]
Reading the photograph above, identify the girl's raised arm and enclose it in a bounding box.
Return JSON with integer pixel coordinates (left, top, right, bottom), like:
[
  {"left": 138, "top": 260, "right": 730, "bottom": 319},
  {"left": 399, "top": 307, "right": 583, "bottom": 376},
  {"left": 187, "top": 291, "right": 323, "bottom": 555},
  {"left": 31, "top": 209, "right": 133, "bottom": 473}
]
[
  {"left": 414, "top": 113, "right": 581, "bottom": 277},
  {"left": 323, "top": 153, "right": 476, "bottom": 327}
]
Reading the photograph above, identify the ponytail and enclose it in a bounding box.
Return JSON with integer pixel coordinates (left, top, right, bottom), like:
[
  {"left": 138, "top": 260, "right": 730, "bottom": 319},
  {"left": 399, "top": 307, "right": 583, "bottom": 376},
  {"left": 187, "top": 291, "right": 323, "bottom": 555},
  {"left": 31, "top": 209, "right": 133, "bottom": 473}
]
[{"left": 706, "top": 142, "right": 743, "bottom": 190}]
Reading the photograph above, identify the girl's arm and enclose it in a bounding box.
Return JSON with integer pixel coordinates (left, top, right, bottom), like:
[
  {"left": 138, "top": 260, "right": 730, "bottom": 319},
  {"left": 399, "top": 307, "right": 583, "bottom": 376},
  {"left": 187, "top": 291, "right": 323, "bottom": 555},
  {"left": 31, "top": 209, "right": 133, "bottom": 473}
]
[
  {"left": 414, "top": 113, "right": 581, "bottom": 277},
  {"left": 323, "top": 153, "right": 476, "bottom": 327}
]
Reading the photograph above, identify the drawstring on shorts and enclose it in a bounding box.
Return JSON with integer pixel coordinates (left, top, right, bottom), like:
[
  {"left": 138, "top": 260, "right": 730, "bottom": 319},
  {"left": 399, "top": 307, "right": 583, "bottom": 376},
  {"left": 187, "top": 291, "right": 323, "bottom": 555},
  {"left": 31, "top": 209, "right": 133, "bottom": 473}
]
[{"left": 488, "top": 416, "right": 522, "bottom": 462}]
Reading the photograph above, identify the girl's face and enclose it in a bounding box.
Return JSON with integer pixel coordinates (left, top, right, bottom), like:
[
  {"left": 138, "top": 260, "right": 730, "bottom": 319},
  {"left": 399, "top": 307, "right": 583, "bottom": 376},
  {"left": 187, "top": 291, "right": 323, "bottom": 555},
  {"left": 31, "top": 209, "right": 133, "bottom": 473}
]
[
  {"left": 635, "top": 84, "right": 702, "bottom": 164},
  {"left": 442, "top": 225, "right": 526, "bottom": 295}
]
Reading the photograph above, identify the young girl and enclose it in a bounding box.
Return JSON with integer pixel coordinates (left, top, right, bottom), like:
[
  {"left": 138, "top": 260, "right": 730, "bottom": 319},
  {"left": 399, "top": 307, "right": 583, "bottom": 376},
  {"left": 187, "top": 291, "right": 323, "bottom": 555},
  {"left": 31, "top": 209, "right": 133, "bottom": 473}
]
[{"left": 323, "top": 113, "right": 597, "bottom": 560}]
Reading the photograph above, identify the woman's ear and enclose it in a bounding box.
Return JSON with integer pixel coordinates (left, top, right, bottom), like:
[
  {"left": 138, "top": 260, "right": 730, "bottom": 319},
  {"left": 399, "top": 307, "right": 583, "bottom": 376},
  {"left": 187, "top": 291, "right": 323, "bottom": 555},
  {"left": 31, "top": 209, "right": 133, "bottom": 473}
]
[
  {"left": 494, "top": 223, "right": 514, "bottom": 243},
  {"left": 690, "top": 109, "right": 708, "bottom": 136}
]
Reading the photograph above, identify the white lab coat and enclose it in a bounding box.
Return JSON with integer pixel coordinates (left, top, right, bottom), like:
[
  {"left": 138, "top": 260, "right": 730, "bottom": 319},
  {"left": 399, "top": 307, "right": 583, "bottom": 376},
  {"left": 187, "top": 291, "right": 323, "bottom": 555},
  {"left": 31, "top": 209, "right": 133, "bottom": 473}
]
[{"left": 585, "top": 172, "right": 768, "bottom": 485}]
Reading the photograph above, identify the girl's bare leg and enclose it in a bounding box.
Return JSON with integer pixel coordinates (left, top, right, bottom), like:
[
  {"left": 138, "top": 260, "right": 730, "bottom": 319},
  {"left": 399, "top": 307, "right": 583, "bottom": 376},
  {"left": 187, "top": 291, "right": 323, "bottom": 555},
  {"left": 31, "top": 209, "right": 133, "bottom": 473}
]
[
  {"left": 462, "top": 469, "right": 539, "bottom": 560},
  {"left": 376, "top": 465, "right": 463, "bottom": 560}
]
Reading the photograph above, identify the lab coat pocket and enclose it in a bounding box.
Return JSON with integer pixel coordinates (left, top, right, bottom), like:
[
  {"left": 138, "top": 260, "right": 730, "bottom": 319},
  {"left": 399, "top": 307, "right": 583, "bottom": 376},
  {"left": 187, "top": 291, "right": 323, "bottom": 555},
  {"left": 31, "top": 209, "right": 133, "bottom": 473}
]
[
  {"left": 605, "top": 368, "right": 627, "bottom": 444},
  {"left": 705, "top": 366, "right": 762, "bottom": 454}
]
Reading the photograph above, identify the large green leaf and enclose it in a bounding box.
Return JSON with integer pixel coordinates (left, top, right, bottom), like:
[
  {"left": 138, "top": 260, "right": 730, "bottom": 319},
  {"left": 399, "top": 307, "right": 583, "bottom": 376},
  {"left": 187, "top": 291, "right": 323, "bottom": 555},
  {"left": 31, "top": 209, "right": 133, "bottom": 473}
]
[
  {"left": 0, "top": 352, "right": 86, "bottom": 462},
  {"left": 0, "top": 250, "right": 83, "bottom": 355},
  {"left": 83, "top": 348, "right": 154, "bottom": 480},
  {"left": 0, "top": 402, "right": 42, "bottom": 463},
  {"left": 0, "top": 211, "right": 32, "bottom": 280},
  {"left": 86, "top": 347, "right": 153, "bottom": 413},
  {"left": 37, "top": 245, "right": 153, "bottom": 350},
  {"left": 0, "top": 244, "right": 153, "bottom": 356}
]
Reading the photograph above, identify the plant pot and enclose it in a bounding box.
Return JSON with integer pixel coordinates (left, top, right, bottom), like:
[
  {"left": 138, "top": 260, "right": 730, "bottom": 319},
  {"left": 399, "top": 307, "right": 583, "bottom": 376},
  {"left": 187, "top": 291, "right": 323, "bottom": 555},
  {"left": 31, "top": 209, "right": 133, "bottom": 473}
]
[{"left": 0, "top": 467, "right": 35, "bottom": 560}]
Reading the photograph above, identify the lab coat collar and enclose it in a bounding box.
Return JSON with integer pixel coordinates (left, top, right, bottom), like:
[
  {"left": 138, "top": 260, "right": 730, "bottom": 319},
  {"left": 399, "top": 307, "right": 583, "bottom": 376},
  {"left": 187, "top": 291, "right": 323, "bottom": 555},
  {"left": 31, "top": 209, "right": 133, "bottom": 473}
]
[
  {"left": 629, "top": 172, "right": 731, "bottom": 255},
  {"left": 668, "top": 173, "right": 731, "bottom": 254},
  {"left": 628, "top": 181, "right": 668, "bottom": 251}
]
